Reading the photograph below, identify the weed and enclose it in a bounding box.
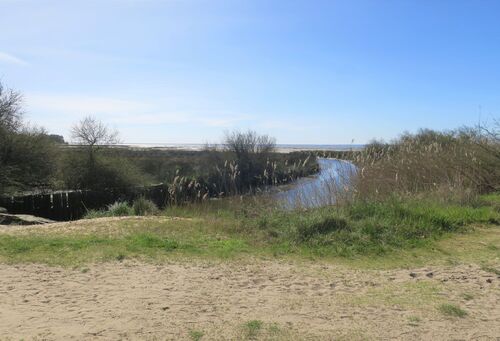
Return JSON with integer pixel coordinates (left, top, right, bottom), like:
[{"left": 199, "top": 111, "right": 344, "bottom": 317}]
[
  {"left": 408, "top": 315, "right": 421, "bottom": 326},
  {"left": 133, "top": 197, "right": 158, "bottom": 216},
  {"left": 244, "top": 320, "right": 263, "bottom": 339},
  {"left": 438, "top": 303, "right": 467, "bottom": 318},
  {"left": 107, "top": 202, "right": 134, "bottom": 216},
  {"left": 189, "top": 330, "right": 204, "bottom": 341}
]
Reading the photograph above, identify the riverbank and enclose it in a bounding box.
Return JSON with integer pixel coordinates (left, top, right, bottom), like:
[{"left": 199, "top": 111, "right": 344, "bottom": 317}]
[
  {"left": 1, "top": 192, "right": 498, "bottom": 340},
  {"left": 0, "top": 193, "right": 498, "bottom": 266}
]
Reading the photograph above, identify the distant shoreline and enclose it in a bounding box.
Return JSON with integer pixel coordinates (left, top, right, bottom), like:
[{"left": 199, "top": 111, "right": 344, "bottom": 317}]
[{"left": 108, "top": 143, "right": 365, "bottom": 153}]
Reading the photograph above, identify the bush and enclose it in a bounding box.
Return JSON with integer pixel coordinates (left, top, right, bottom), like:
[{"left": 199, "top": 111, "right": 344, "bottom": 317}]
[
  {"left": 83, "top": 198, "right": 159, "bottom": 219},
  {"left": 59, "top": 151, "right": 146, "bottom": 192},
  {"left": 132, "top": 197, "right": 158, "bottom": 216},
  {"left": 107, "top": 201, "right": 134, "bottom": 216},
  {"left": 222, "top": 130, "right": 276, "bottom": 192},
  {"left": 0, "top": 126, "right": 58, "bottom": 194}
]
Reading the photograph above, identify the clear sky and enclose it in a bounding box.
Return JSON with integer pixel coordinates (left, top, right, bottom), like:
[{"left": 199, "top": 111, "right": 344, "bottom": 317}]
[{"left": 1, "top": 0, "right": 499, "bottom": 144}]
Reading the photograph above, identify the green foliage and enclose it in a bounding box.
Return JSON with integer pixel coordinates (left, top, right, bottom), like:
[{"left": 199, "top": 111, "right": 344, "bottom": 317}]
[
  {"left": 0, "top": 81, "right": 59, "bottom": 194},
  {"left": 189, "top": 330, "right": 204, "bottom": 341},
  {"left": 479, "top": 193, "right": 500, "bottom": 212},
  {"left": 296, "top": 216, "right": 348, "bottom": 242},
  {"left": 248, "top": 196, "right": 499, "bottom": 256},
  {"left": 0, "top": 193, "right": 499, "bottom": 266},
  {"left": 83, "top": 201, "right": 133, "bottom": 219},
  {"left": 83, "top": 198, "right": 158, "bottom": 219},
  {"left": 133, "top": 197, "right": 158, "bottom": 215},
  {"left": 82, "top": 209, "right": 110, "bottom": 219},
  {"left": 438, "top": 303, "right": 468, "bottom": 318},
  {"left": 60, "top": 151, "right": 146, "bottom": 192},
  {"left": 243, "top": 320, "right": 263, "bottom": 339},
  {"left": 107, "top": 201, "right": 134, "bottom": 216},
  {"left": 0, "top": 126, "right": 58, "bottom": 194}
]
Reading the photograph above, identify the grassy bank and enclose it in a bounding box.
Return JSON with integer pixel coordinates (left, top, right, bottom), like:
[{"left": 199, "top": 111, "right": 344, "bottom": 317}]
[{"left": 0, "top": 194, "right": 498, "bottom": 267}]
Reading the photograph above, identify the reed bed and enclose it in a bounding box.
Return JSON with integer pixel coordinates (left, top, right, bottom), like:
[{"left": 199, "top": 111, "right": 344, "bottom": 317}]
[{"left": 353, "top": 127, "right": 499, "bottom": 203}]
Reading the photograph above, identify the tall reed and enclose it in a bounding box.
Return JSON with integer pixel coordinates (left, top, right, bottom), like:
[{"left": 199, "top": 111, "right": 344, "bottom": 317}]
[{"left": 353, "top": 127, "right": 499, "bottom": 203}]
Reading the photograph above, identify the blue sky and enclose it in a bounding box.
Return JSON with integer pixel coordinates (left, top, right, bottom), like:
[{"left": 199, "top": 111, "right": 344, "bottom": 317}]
[{"left": 1, "top": 0, "right": 499, "bottom": 144}]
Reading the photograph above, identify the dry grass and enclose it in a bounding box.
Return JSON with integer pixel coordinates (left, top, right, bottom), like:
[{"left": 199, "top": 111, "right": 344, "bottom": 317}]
[{"left": 353, "top": 128, "right": 499, "bottom": 202}]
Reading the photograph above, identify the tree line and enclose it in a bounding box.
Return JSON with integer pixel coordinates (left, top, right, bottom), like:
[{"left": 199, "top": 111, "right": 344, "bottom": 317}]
[{"left": 0, "top": 82, "right": 318, "bottom": 198}]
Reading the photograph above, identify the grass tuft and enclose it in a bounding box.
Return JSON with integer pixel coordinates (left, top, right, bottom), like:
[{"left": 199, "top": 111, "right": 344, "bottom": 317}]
[
  {"left": 189, "top": 330, "right": 204, "bottom": 341},
  {"left": 438, "top": 303, "right": 468, "bottom": 318},
  {"left": 243, "top": 320, "right": 263, "bottom": 339}
]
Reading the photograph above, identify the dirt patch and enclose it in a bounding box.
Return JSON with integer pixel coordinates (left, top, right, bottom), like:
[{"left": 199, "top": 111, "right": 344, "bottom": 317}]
[{"left": 0, "top": 260, "right": 498, "bottom": 340}]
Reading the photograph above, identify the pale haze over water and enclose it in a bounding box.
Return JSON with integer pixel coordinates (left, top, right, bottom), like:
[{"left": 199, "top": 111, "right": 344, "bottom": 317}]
[{"left": 119, "top": 143, "right": 365, "bottom": 152}]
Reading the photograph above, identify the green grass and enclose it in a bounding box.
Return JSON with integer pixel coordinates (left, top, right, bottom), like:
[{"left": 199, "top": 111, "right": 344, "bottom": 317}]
[
  {"left": 243, "top": 320, "right": 263, "bottom": 339},
  {"left": 0, "top": 195, "right": 498, "bottom": 267},
  {"left": 84, "top": 198, "right": 158, "bottom": 219},
  {"left": 407, "top": 315, "right": 421, "bottom": 326},
  {"left": 438, "top": 303, "right": 468, "bottom": 318},
  {"left": 189, "top": 330, "right": 204, "bottom": 341},
  {"left": 248, "top": 196, "right": 499, "bottom": 257},
  {"left": 481, "top": 265, "right": 500, "bottom": 276}
]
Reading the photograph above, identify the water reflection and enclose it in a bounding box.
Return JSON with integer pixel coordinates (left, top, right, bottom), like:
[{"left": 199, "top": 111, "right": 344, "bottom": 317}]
[{"left": 276, "top": 158, "right": 357, "bottom": 209}]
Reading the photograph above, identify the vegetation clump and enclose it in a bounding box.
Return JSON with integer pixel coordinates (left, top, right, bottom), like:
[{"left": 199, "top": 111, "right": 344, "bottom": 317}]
[
  {"left": 0, "top": 82, "right": 58, "bottom": 193},
  {"left": 249, "top": 195, "right": 499, "bottom": 256},
  {"left": 355, "top": 127, "right": 499, "bottom": 202},
  {"left": 133, "top": 197, "right": 158, "bottom": 216},
  {"left": 84, "top": 198, "right": 157, "bottom": 218},
  {"left": 438, "top": 303, "right": 468, "bottom": 318}
]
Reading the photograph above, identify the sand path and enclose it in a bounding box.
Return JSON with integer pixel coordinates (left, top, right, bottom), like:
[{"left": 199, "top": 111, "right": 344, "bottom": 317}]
[{"left": 0, "top": 260, "right": 499, "bottom": 340}]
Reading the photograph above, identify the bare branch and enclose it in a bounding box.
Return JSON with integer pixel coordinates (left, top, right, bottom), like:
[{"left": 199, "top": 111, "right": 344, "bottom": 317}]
[
  {"left": 71, "top": 116, "right": 120, "bottom": 147},
  {"left": 0, "top": 81, "right": 24, "bottom": 132},
  {"left": 223, "top": 130, "right": 276, "bottom": 156}
]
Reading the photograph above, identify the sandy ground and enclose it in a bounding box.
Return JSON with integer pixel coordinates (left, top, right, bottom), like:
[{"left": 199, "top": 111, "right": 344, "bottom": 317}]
[
  {"left": 0, "top": 216, "right": 192, "bottom": 235},
  {"left": 1, "top": 260, "right": 499, "bottom": 340}
]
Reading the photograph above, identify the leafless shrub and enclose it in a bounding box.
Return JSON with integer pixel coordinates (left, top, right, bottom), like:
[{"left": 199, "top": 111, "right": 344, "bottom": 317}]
[
  {"left": 223, "top": 130, "right": 276, "bottom": 156},
  {"left": 0, "top": 81, "right": 24, "bottom": 132},
  {"left": 222, "top": 130, "right": 276, "bottom": 192}
]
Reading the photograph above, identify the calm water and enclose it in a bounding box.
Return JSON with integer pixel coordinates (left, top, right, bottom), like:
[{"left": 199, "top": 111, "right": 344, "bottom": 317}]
[
  {"left": 276, "top": 158, "right": 357, "bottom": 209},
  {"left": 119, "top": 143, "right": 364, "bottom": 152}
]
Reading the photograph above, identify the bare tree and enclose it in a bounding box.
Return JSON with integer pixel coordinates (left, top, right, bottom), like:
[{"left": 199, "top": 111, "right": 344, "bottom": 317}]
[
  {"left": 71, "top": 116, "right": 120, "bottom": 180},
  {"left": 223, "top": 130, "right": 276, "bottom": 158},
  {"left": 71, "top": 116, "right": 120, "bottom": 147},
  {"left": 480, "top": 118, "right": 500, "bottom": 143},
  {"left": 0, "top": 81, "right": 24, "bottom": 132}
]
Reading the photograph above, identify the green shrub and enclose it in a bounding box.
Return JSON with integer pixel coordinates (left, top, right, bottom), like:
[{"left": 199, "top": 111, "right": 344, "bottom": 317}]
[
  {"left": 59, "top": 151, "right": 146, "bottom": 193},
  {"left": 107, "top": 201, "right": 133, "bottom": 216},
  {"left": 438, "top": 303, "right": 468, "bottom": 318},
  {"left": 132, "top": 197, "right": 158, "bottom": 216},
  {"left": 0, "top": 126, "right": 58, "bottom": 194}
]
